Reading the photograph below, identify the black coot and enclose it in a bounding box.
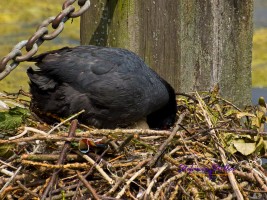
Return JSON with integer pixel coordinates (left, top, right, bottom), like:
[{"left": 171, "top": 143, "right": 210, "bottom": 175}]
[{"left": 27, "top": 45, "right": 177, "bottom": 129}]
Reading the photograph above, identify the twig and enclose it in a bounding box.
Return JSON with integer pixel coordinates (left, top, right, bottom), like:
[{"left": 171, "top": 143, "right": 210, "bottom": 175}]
[
  {"left": 147, "top": 112, "right": 186, "bottom": 167},
  {"left": 139, "top": 136, "right": 164, "bottom": 140},
  {"left": 16, "top": 180, "right": 40, "bottom": 198},
  {"left": 47, "top": 110, "right": 84, "bottom": 134},
  {"left": 74, "top": 150, "right": 114, "bottom": 185},
  {"left": 218, "top": 97, "right": 242, "bottom": 112},
  {"left": 0, "top": 166, "right": 22, "bottom": 195},
  {"left": 9, "top": 127, "right": 48, "bottom": 140},
  {"left": 76, "top": 171, "right": 101, "bottom": 200},
  {"left": 21, "top": 154, "right": 83, "bottom": 162},
  {"left": 169, "top": 183, "right": 180, "bottom": 200},
  {"left": 0, "top": 168, "right": 14, "bottom": 177},
  {"left": 116, "top": 167, "right": 146, "bottom": 199},
  {"left": 189, "top": 185, "right": 201, "bottom": 200},
  {"left": 196, "top": 92, "right": 244, "bottom": 200},
  {"left": 168, "top": 145, "right": 182, "bottom": 156},
  {"left": 253, "top": 172, "right": 267, "bottom": 192},
  {"left": 0, "top": 160, "right": 17, "bottom": 170},
  {"left": 41, "top": 120, "right": 78, "bottom": 200},
  {"left": 233, "top": 170, "right": 255, "bottom": 183},
  {"left": 176, "top": 92, "right": 199, "bottom": 103},
  {"left": 45, "top": 188, "right": 88, "bottom": 200},
  {"left": 177, "top": 182, "right": 193, "bottom": 200},
  {"left": 106, "top": 159, "right": 150, "bottom": 196},
  {"left": 221, "top": 193, "right": 233, "bottom": 200},
  {"left": 154, "top": 173, "right": 186, "bottom": 199},
  {"left": 0, "top": 135, "right": 80, "bottom": 144},
  {"left": 252, "top": 168, "right": 267, "bottom": 185},
  {"left": 59, "top": 128, "right": 173, "bottom": 137},
  {"left": 21, "top": 160, "right": 90, "bottom": 169},
  {"left": 72, "top": 147, "right": 110, "bottom": 200},
  {"left": 117, "top": 134, "right": 135, "bottom": 152},
  {"left": 144, "top": 163, "right": 169, "bottom": 199}
]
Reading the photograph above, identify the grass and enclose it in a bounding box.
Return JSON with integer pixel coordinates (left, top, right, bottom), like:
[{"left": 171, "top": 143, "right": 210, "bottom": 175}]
[
  {"left": 252, "top": 28, "right": 267, "bottom": 87},
  {"left": 0, "top": 0, "right": 80, "bottom": 92}
]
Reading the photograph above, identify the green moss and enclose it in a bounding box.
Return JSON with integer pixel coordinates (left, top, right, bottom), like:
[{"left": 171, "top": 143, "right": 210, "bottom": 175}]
[{"left": 107, "top": 0, "right": 130, "bottom": 48}]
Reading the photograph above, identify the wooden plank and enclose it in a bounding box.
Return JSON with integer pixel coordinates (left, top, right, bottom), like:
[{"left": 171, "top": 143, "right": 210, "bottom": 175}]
[{"left": 80, "top": 0, "right": 253, "bottom": 107}]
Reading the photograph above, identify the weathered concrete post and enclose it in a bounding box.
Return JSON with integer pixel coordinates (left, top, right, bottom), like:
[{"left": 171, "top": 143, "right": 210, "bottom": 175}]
[{"left": 80, "top": 0, "right": 253, "bottom": 107}]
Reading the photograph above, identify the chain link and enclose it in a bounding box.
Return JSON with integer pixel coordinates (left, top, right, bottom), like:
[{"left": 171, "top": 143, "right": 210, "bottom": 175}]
[{"left": 0, "top": 0, "right": 90, "bottom": 80}]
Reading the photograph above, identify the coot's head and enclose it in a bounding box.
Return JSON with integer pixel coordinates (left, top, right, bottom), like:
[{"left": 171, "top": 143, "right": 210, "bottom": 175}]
[{"left": 147, "top": 81, "right": 177, "bottom": 130}]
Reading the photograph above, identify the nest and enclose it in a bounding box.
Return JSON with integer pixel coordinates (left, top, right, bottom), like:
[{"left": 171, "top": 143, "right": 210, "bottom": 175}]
[{"left": 0, "top": 90, "right": 267, "bottom": 200}]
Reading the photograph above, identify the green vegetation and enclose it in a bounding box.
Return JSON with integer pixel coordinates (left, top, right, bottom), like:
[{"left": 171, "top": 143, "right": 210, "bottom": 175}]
[
  {"left": 0, "top": 107, "right": 29, "bottom": 130},
  {"left": 252, "top": 28, "right": 267, "bottom": 87}
]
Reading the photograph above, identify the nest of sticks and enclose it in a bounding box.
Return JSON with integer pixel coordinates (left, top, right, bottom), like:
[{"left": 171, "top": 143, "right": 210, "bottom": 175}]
[{"left": 0, "top": 90, "right": 267, "bottom": 200}]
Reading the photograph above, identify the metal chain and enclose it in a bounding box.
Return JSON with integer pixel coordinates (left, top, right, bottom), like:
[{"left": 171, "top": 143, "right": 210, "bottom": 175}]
[{"left": 0, "top": 0, "right": 90, "bottom": 80}]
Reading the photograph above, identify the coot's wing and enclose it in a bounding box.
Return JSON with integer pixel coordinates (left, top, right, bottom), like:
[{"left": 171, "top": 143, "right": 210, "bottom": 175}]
[{"left": 29, "top": 46, "right": 169, "bottom": 127}]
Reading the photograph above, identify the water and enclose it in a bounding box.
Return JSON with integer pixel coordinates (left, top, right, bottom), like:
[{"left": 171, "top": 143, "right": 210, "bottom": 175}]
[{"left": 252, "top": 88, "right": 267, "bottom": 105}]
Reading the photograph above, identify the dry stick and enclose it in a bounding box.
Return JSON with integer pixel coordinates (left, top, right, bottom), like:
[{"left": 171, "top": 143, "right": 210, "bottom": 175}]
[
  {"left": 117, "top": 134, "right": 135, "bottom": 152},
  {"left": 153, "top": 173, "right": 186, "bottom": 199},
  {"left": 1, "top": 180, "right": 45, "bottom": 198},
  {"left": 177, "top": 182, "right": 193, "bottom": 200},
  {"left": 67, "top": 128, "right": 173, "bottom": 137},
  {"left": 146, "top": 177, "right": 153, "bottom": 200},
  {"left": 45, "top": 188, "right": 88, "bottom": 200},
  {"left": 168, "top": 145, "right": 182, "bottom": 156},
  {"left": 16, "top": 181, "right": 40, "bottom": 198},
  {"left": 221, "top": 194, "right": 233, "bottom": 200},
  {"left": 0, "top": 135, "right": 80, "bottom": 144},
  {"left": 195, "top": 92, "right": 244, "bottom": 200},
  {"left": 0, "top": 159, "right": 17, "bottom": 170},
  {"left": 169, "top": 183, "right": 180, "bottom": 200},
  {"left": 9, "top": 127, "right": 48, "bottom": 140},
  {"left": 21, "top": 154, "right": 83, "bottom": 162},
  {"left": 253, "top": 172, "right": 267, "bottom": 192},
  {"left": 76, "top": 171, "right": 101, "bottom": 200},
  {"left": 47, "top": 110, "right": 85, "bottom": 134},
  {"left": 41, "top": 120, "right": 78, "bottom": 200},
  {"left": 147, "top": 112, "right": 187, "bottom": 168},
  {"left": 177, "top": 127, "right": 201, "bottom": 169},
  {"left": 189, "top": 186, "right": 201, "bottom": 200},
  {"left": 32, "top": 110, "right": 84, "bottom": 154},
  {"left": 116, "top": 167, "right": 146, "bottom": 199},
  {"left": 0, "top": 174, "right": 41, "bottom": 188},
  {"left": 0, "top": 168, "right": 14, "bottom": 177},
  {"left": 21, "top": 160, "right": 89, "bottom": 169},
  {"left": 127, "top": 191, "right": 139, "bottom": 200},
  {"left": 72, "top": 148, "right": 110, "bottom": 200},
  {"left": 106, "top": 159, "right": 150, "bottom": 196},
  {"left": 218, "top": 97, "right": 242, "bottom": 112},
  {"left": 139, "top": 135, "right": 164, "bottom": 140},
  {"left": 0, "top": 166, "right": 22, "bottom": 195},
  {"left": 88, "top": 152, "right": 110, "bottom": 166},
  {"left": 45, "top": 188, "right": 121, "bottom": 200},
  {"left": 253, "top": 168, "right": 267, "bottom": 185},
  {"left": 144, "top": 163, "right": 169, "bottom": 199},
  {"left": 74, "top": 150, "right": 114, "bottom": 185}
]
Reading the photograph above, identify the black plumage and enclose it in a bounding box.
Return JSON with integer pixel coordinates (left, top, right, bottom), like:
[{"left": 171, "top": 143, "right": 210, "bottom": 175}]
[{"left": 27, "top": 45, "right": 177, "bottom": 129}]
